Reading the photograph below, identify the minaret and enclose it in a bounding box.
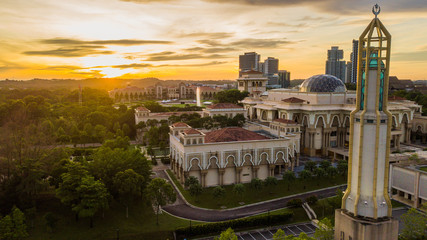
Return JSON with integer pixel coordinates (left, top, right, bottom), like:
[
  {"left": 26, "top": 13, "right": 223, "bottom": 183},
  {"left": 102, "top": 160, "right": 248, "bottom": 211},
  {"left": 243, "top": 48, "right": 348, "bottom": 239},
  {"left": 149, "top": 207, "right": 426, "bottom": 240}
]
[{"left": 334, "top": 5, "right": 398, "bottom": 240}]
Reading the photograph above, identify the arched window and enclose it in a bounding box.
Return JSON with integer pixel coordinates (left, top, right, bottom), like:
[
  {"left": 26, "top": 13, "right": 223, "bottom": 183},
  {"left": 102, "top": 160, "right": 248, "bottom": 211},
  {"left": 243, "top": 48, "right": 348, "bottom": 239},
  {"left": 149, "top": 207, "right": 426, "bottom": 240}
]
[{"left": 186, "top": 140, "right": 190, "bottom": 145}]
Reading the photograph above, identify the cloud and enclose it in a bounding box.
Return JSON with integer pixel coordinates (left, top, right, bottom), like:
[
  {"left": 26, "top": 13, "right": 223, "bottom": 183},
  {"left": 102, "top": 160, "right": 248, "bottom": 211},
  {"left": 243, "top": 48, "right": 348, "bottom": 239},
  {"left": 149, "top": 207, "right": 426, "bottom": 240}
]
[
  {"left": 40, "top": 38, "right": 173, "bottom": 46},
  {"left": 0, "top": 61, "right": 27, "bottom": 71},
  {"left": 184, "top": 47, "right": 236, "bottom": 53},
  {"left": 38, "top": 65, "right": 86, "bottom": 71},
  {"left": 96, "top": 61, "right": 227, "bottom": 69},
  {"left": 197, "top": 38, "right": 298, "bottom": 49},
  {"left": 202, "top": 0, "right": 427, "bottom": 14},
  {"left": 177, "top": 32, "right": 234, "bottom": 39},
  {"left": 111, "top": 63, "right": 153, "bottom": 69},
  {"left": 23, "top": 48, "right": 114, "bottom": 57},
  {"left": 145, "top": 51, "right": 230, "bottom": 61},
  {"left": 266, "top": 22, "right": 307, "bottom": 28},
  {"left": 119, "top": 0, "right": 173, "bottom": 3}
]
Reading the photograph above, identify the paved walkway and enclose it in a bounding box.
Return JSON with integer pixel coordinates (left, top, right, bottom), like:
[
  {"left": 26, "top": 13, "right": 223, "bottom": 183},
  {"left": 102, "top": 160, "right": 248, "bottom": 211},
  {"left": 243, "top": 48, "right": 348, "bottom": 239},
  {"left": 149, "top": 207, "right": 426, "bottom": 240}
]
[{"left": 158, "top": 169, "right": 346, "bottom": 222}]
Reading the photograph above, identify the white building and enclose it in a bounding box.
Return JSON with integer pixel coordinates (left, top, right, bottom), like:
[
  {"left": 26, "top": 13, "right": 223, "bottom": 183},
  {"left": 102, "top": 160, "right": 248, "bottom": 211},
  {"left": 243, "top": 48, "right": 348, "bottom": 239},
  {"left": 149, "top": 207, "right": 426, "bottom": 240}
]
[
  {"left": 242, "top": 74, "right": 421, "bottom": 157},
  {"left": 202, "top": 103, "right": 247, "bottom": 118},
  {"left": 169, "top": 122, "right": 300, "bottom": 187},
  {"left": 237, "top": 70, "right": 268, "bottom": 98}
]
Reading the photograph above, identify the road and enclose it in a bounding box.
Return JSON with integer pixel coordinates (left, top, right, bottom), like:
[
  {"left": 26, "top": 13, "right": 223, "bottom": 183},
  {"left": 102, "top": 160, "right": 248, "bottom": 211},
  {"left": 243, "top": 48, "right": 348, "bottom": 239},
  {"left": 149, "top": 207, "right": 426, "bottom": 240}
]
[{"left": 160, "top": 169, "right": 346, "bottom": 222}]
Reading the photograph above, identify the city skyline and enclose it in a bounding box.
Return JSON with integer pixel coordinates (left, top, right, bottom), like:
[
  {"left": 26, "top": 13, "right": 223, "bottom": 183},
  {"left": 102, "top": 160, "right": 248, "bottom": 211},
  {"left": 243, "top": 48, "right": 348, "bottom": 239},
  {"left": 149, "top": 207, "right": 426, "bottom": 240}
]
[{"left": 1, "top": 0, "right": 427, "bottom": 80}]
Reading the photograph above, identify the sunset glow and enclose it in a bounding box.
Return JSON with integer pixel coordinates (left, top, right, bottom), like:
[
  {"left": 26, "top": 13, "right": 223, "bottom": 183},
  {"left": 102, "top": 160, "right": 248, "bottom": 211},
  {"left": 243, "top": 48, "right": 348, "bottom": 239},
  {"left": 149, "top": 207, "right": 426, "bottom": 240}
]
[{"left": 1, "top": 0, "right": 427, "bottom": 80}]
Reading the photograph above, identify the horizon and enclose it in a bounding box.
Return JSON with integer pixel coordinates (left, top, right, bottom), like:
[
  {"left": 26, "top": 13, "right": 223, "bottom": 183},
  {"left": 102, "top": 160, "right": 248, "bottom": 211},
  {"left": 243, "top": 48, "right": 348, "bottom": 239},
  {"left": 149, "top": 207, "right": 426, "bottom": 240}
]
[{"left": 1, "top": 0, "right": 427, "bottom": 80}]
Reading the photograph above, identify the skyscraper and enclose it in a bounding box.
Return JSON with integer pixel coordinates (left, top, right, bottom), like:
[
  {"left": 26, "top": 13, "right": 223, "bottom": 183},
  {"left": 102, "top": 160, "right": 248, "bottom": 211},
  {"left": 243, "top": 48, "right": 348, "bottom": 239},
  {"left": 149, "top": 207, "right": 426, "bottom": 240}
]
[
  {"left": 263, "top": 57, "right": 279, "bottom": 76},
  {"left": 239, "top": 52, "right": 260, "bottom": 76},
  {"left": 278, "top": 70, "right": 291, "bottom": 88},
  {"left": 350, "top": 39, "right": 359, "bottom": 84},
  {"left": 325, "top": 46, "right": 347, "bottom": 82},
  {"left": 334, "top": 5, "right": 399, "bottom": 240}
]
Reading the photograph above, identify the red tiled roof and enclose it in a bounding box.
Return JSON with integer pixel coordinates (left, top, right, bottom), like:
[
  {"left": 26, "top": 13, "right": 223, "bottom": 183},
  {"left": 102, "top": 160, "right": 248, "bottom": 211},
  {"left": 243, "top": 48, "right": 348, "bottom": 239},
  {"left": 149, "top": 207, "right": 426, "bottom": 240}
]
[
  {"left": 136, "top": 106, "right": 150, "bottom": 112},
  {"left": 183, "top": 128, "right": 203, "bottom": 135},
  {"left": 273, "top": 119, "right": 297, "bottom": 124},
  {"left": 282, "top": 97, "right": 305, "bottom": 103},
  {"left": 207, "top": 103, "right": 243, "bottom": 109},
  {"left": 205, "top": 127, "right": 269, "bottom": 143},
  {"left": 388, "top": 95, "right": 406, "bottom": 101},
  {"left": 171, "top": 122, "right": 190, "bottom": 127}
]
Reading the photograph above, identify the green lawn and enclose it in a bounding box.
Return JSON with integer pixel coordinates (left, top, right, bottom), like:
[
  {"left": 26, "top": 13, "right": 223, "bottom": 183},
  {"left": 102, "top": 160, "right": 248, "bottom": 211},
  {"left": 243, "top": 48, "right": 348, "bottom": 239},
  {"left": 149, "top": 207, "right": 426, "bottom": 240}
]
[
  {"left": 419, "top": 166, "right": 427, "bottom": 172},
  {"left": 166, "top": 169, "right": 347, "bottom": 209},
  {"left": 28, "top": 194, "right": 202, "bottom": 240}
]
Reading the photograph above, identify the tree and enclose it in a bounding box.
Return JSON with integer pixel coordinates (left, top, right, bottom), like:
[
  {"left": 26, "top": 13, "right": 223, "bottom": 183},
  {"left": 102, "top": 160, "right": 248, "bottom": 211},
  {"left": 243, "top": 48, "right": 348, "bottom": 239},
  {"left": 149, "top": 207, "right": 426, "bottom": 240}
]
[
  {"left": 113, "top": 169, "right": 145, "bottom": 218},
  {"left": 313, "top": 167, "right": 326, "bottom": 186},
  {"left": 250, "top": 178, "right": 263, "bottom": 190},
  {"left": 299, "top": 170, "right": 312, "bottom": 189},
  {"left": 283, "top": 171, "right": 296, "bottom": 191},
  {"left": 337, "top": 160, "right": 348, "bottom": 176},
  {"left": 184, "top": 176, "right": 199, "bottom": 188},
  {"left": 326, "top": 166, "right": 338, "bottom": 179},
  {"left": 0, "top": 207, "right": 29, "bottom": 240},
  {"left": 72, "top": 176, "right": 109, "bottom": 228},
  {"left": 214, "top": 227, "right": 238, "bottom": 240},
  {"left": 319, "top": 160, "right": 331, "bottom": 170},
  {"left": 147, "top": 178, "right": 176, "bottom": 225},
  {"left": 214, "top": 89, "right": 249, "bottom": 104},
  {"left": 212, "top": 186, "right": 226, "bottom": 204},
  {"left": 265, "top": 176, "right": 278, "bottom": 186},
  {"left": 314, "top": 218, "right": 334, "bottom": 240},
  {"left": 400, "top": 208, "right": 427, "bottom": 240},
  {"left": 189, "top": 183, "right": 203, "bottom": 201},
  {"left": 232, "top": 184, "right": 245, "bottom": 200},
  {"left": 43, "top": 212, "right": 59, "bottom": 233},
  {"left": 304, "top": 160, "right": 317, "bottom": 172},
  {"left": 272, "top": 229, "right": 287, "bottom": 240}
]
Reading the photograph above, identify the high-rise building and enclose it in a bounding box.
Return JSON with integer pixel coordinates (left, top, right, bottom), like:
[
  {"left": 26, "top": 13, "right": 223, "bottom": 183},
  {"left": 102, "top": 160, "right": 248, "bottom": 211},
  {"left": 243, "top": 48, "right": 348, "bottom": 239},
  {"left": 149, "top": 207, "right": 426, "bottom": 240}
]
[
  {"left": 350, "top": 40, "right": 359, "bottom": 84},
  {"left": 325, "top": 46, "right": 347, "bottom": 82},
  {"left": 239, "top": 52, "right": 260, "bottom": 76},
  {"left": 345, "top": 61, "right": 352, "bottom": 83},
  {"left": 263, "top": 57, "right": 279, "bottom": 76},
  {"left": 334, "top": 5, "right": 399, "bottom": 240},
  {"left": 278, "top": 70, "right": 291, "bottom": 88}
]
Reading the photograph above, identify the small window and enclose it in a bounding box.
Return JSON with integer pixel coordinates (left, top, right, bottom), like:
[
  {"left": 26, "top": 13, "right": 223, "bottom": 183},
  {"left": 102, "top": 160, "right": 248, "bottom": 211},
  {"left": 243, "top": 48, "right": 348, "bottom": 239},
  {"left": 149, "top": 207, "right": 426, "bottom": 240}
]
[
  {"left": 367, "top": 119, "right": 374, "bottom": 123},
  {"left": 340, "top": 232, "right": 345, "bottom": 240},
  {"left": 381, "top": 120, "right": 386, "bottom": 123},
  {"left": 356, "top": 118, "right": 360, "bottom": 122}
]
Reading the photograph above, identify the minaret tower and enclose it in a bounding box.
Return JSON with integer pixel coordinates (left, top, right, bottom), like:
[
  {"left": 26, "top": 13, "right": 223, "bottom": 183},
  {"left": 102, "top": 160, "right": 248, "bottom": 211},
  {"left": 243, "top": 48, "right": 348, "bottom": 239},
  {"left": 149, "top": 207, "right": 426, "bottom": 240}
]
[{"left": 334, "top": 5, "right": 398, "bottom": 240}]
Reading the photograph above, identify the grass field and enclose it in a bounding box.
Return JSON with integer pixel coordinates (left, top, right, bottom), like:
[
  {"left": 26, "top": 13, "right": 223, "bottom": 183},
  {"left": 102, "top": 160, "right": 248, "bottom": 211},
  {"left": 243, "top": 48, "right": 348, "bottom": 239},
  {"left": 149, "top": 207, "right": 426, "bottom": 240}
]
[
  {"left": 419, "top": 166, "right": 427, "bottom": 172},
  {"left": 167, "top": 169, "right": 347, "bottom": 209},
  {"left": 28, "top": 194, "right": 202, "bottom": 240}
]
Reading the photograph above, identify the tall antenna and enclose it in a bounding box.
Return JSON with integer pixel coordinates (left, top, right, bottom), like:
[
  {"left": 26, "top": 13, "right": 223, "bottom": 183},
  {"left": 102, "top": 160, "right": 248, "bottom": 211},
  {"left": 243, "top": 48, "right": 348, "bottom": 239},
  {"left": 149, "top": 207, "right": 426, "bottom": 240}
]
[{"left": 78, "top": 84, "right": 82, "bottom": 106}]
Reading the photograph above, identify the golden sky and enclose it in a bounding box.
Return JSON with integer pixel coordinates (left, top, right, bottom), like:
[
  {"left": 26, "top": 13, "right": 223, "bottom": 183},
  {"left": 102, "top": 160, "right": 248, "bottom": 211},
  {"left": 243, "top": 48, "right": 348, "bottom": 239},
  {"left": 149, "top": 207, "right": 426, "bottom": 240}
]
[{"left": 1, "top": 0, "right": 427, "bottom": 80}]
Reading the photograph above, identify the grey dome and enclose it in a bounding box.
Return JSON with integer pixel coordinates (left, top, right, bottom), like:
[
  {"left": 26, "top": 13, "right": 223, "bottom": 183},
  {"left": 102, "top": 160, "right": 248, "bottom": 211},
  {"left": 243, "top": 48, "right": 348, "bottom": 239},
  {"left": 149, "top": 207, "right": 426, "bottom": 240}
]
[{"left": 300, "top": 74, "right": 346, "bottom": 93}]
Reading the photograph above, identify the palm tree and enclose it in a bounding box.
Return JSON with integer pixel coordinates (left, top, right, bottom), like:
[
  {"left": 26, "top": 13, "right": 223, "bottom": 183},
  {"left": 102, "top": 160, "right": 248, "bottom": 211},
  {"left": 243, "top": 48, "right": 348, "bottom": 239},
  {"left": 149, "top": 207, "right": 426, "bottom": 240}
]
[
  {"left": 299, "top": 170, "right": 312, "bottom": 190},
  {"left": 283, "top": 171, "right": 296, "bottom": 191},
  {"left": 313, "top": 167, "right": 326, "bottom": 186}
]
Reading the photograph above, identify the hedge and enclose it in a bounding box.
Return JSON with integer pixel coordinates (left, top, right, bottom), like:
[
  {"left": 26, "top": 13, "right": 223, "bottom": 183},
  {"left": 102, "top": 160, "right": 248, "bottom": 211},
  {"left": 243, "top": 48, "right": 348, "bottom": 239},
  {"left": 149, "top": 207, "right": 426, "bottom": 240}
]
[
  {"left": 175, "top": 212, "right": 293, "bottom": 239},
  {"left": 287, "top": 198, "right": 303, "bottom": 208}
]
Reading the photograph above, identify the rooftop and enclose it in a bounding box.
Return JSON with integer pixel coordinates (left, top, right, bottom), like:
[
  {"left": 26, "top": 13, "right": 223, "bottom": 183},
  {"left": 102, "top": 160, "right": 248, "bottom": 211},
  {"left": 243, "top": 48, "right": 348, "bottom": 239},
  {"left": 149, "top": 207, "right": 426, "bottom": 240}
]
[
  {"left": 171, "top": 122, "right": 190, "bottom": 128},
  {"left": 136, "top": 106, "right": 150, "bottom": 112},
  {"left": 273, "top": 118, "right": 297, "bottom": 124},
  {"left": 183, "top": 128, "right": 203, "bottom": 135},
  {"left": 282, "top": 97, "right": 305, "bottom": 103},
  {"left": 205, "top": 127, "right": 269, "bottom": 143},
  {"left": 207, "top": 103, "right": 243, "bottom": 109}
]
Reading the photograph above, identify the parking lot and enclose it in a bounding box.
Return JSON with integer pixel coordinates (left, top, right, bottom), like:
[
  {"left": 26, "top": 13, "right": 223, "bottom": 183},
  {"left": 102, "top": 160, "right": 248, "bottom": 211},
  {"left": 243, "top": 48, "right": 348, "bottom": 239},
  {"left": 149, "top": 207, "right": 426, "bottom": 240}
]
[{"left": 197, "top": 222, "right": 317, "bottom": 240}]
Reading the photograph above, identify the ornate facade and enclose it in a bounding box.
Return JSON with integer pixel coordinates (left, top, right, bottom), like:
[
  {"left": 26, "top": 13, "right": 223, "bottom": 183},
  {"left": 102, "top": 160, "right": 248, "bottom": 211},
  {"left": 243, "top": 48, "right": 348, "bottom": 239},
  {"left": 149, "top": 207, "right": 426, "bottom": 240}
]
[
  {"left": 169, "top": 122, "right": 300, "bottom": 187},
  {"left": 242, "top": 83, "right": 421, "bottom": 157}
]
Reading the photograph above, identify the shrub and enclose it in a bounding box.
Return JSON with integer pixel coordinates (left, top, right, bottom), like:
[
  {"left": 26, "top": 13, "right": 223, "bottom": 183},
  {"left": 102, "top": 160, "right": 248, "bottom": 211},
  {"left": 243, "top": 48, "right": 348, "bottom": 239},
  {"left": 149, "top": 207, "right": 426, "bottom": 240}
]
[
  {"left": 264, "top": 176, "right": 278, "bottom": 186},
  {"left": 287, "top": 198, "right": 303, "bottom": 208},
  {"left": 305, "top": 195, "right": 318, "bottom": 205},
  {"left": 250, "top": 178, "right": 263, "bottom": 190},
  {"left": 175, "top": 212, "right": 293, "bottom": 239},
  {"left": 151, "top": 157, "right": 157, "bottom": 165},
  {"left": 185, "top": 176, "right": 199, "bottom": 188}
]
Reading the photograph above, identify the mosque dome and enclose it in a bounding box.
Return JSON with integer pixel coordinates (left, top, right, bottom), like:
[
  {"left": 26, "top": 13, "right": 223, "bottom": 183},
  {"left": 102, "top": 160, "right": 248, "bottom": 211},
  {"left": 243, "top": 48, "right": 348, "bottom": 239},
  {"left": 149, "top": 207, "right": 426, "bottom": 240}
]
[{"left": 300, "top": 74, "right": 347, "bottom": 93}]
